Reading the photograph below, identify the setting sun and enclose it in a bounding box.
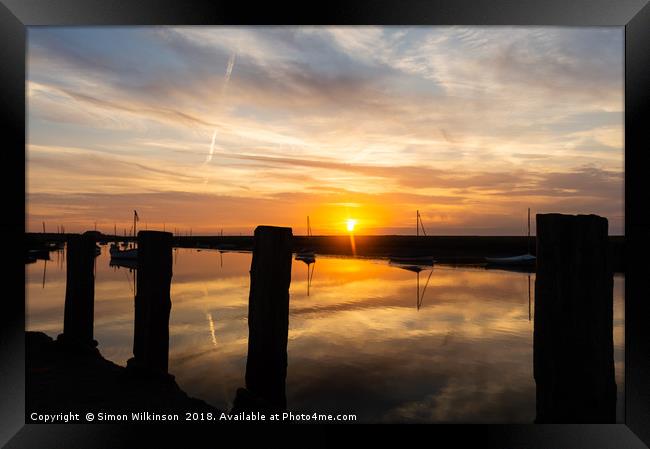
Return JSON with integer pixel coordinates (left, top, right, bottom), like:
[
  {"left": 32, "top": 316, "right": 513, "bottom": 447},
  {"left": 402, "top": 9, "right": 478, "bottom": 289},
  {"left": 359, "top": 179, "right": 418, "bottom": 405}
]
[
  {"left": 25, "top": 27, "right": 623, "bottom": 237},
  {"left": 23, "top": 24, "right": 626, "bottom": 426}
]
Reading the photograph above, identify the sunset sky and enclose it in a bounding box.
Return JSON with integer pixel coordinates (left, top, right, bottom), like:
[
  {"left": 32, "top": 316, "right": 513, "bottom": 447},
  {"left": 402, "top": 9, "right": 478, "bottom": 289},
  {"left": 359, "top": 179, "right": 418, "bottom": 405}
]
[{"left": 26, "top": 26, "right": 624, "bottom": 235}]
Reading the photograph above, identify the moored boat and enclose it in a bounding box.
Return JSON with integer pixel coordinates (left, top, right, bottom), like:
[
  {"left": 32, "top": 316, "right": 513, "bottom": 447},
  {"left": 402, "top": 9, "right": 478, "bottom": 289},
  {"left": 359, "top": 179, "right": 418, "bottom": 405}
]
[
  {"left": 26, "top": 248, "right": 50, "bottom": 261},
  {"left": 295, "top": 252, "right": 316, "bottom": 264},
  {"left": 388, "top": 255, "right": 435, "bottom": 266},
  {"left": 388, "top": 261, "right": 430, "bottom": 273},
  {"left": 484, "top": 253, "right": 536, "bottom": 266},
  {"left": 484, "top": 208, "right": 536, "bottom": 268},
  {"left": 109, "top": 257, "right": 138, "bottom": 270},
  {"left": 110, "top": 210, "right": 139, "bottom": 260},
  {"left": 46, "top": 241, "right": 65, "bottom": 250},
  {"left": 110, "top": 243, "right": 137, "bottom": 260},
  {"left": 388, "top": 211, "right": 435, "bottom": 267},
  {"left": 296, "top": 216, "right": 316, "bottom": 263}
]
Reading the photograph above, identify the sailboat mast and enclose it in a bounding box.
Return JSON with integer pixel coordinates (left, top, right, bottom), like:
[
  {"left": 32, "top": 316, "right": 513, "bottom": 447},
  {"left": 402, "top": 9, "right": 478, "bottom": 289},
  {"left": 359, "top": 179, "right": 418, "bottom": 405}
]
[
  {"left": 416, "top": 210, "right": 427, "bottom": 237},
  {"left": 527, "top": 208, "right": 531, "bottom": 254},
  {"left": 416, "top": 210, "right": 419, "bottom": 237}
]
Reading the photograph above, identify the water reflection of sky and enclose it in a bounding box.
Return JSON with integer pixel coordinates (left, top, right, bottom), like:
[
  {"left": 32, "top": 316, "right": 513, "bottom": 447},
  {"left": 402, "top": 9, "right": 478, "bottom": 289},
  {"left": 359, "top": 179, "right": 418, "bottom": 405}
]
[{"left": 26, "top": 247, "right": 625, "bottom": 423}]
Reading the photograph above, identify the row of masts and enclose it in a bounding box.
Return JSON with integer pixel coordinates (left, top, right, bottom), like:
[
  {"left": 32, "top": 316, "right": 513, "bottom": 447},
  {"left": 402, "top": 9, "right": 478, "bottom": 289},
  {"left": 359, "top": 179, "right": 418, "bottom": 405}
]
[
  {"left": 39, "top": 208, "right": 532, "bottom": 241},
  {"left": 303, "top": 210, "right": 533, "bottom": 239}
]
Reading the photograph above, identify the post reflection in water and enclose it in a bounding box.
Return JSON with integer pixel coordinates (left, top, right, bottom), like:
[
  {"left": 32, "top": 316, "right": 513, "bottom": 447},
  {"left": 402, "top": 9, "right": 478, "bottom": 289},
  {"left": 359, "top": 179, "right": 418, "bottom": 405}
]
[
  {"left": 57, "top": 232, "right": 96, "bottom": 348},
  {"left": 233, "top": 226, "right": 292, "bottom": 411},
  {"left": 127, "top": 231, "right": 173, "bottom": 377},
  {"left": 533, "top": 214, "right": 617, "bottom": 423},
  {"left": 26, "top": 245, "right": 626, "bottom": 423}
]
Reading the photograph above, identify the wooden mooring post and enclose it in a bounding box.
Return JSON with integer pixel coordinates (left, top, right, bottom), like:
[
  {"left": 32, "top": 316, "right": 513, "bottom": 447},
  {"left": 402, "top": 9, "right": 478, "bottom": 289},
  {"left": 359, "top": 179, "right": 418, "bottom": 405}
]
[
  {"left": 534, "top": 213, "right": 616, "bottom": 423},
  {"left": 127, "top": 231, "right": 173, "bottom": 377},
  {"left": 241, "top": 225, "right": 293, "bottom": 410},
  {"left": 57, "top": 232, "right": 96, "bottom": 349}
]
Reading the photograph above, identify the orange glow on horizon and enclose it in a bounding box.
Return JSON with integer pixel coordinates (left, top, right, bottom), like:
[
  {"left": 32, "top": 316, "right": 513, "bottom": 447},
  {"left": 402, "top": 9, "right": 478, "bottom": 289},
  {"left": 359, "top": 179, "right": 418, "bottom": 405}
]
[{"left": 24, "top": 28, "right": 624, "bottom": 236}]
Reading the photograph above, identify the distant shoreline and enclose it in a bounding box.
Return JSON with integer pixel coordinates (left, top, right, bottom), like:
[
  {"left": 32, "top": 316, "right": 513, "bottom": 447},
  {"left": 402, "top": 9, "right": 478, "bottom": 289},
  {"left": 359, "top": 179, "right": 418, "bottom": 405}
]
[{"left": 26, "top": 233, "right": 625, "bottom": 272}]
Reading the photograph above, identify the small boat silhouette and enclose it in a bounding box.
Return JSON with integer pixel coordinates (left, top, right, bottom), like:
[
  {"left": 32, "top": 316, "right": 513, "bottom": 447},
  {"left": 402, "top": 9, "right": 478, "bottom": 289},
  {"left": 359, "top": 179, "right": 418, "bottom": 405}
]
[
  {"left": 389, "top": 210, "right": 435, "bottom": 267},
  {"left": 109, "top": 210, "right": 139, "bottom": 260},
  {"left": 485, "top": 208, "right": 536, "bottom": 267}
]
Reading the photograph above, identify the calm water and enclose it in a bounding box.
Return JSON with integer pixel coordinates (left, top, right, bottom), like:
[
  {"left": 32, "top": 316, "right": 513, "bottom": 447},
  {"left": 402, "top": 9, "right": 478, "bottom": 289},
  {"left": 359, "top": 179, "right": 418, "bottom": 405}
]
[{"left": 26, "top": 246, "right": 625, "bottom": 423}]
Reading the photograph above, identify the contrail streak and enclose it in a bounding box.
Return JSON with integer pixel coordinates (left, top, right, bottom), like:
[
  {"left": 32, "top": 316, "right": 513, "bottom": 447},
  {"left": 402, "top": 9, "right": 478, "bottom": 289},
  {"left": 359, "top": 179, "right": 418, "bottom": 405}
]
[
  {"left": 224, "top": 53, "right": 236, "bottom": 85},
  {"left": 205, "top": 128, "right": 218, "bottom": 165},
  {"left": 207, "top": 312, "right": 218, "bottom": 347},
  {"left": 203, "top": 53, "right": 236, "bottom": 168}
]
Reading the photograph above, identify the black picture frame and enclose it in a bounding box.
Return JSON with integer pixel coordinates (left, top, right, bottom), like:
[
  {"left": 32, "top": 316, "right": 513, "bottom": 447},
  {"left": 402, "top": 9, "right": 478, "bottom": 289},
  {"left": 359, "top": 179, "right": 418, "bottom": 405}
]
[{"left": 2, "top": 1, "right": 649, "bottom": 447}]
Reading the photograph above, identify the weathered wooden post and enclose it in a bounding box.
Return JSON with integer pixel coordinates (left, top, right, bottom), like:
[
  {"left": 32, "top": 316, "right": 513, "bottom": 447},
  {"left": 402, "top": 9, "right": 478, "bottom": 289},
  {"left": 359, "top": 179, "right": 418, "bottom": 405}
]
[
  {"left": 57, "top": 232, "right": 96, "bottom": 349},
  {"left": 127, "top": 231, "right": 173, "bottom": 376},
  {"left": 241, "top": 225, "right": 293, "bottom": 410},
  {"left": 534, "top": 213, "right": 616, "bottom": 423}
]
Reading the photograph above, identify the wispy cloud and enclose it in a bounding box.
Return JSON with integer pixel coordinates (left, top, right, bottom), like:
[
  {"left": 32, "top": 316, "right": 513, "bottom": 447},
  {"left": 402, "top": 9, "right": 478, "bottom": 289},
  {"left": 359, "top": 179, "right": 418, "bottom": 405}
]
[{"left": 26, "top": 26, "right": 624, "bottom": 234}]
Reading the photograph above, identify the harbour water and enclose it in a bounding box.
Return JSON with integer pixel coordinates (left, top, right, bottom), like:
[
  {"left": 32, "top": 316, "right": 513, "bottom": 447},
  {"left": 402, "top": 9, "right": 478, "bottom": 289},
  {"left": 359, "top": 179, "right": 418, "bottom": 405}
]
[{"left": 26, "top": 246, "right": 625, "bottom": 423}]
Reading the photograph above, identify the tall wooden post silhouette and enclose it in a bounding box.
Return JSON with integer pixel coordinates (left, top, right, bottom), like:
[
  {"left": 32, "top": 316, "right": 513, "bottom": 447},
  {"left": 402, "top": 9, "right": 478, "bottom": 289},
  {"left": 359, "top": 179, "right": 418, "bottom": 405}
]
[
  {"left": 243, "top": 226, "right": 293, "bottom": 409},
  {"left": 534, "top": 213, "right": 615, "bottom": 423},
  {"left": 58, "top": 232, "right": 96, "bottom": 348},
  {"left": 128, "top": 231, "right": 173, "bottom": 376}
]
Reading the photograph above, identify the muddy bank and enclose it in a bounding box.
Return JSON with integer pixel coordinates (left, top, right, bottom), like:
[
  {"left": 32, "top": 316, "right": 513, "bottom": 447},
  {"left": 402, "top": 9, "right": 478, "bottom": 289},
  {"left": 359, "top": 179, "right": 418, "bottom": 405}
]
[{"left": 26, "top": 331, "right": 219, "bottom": 420}]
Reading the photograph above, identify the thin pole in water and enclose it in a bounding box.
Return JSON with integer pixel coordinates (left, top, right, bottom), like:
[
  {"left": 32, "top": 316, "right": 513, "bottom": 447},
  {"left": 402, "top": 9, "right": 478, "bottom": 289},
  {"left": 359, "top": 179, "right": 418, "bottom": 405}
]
[
  {"left": 419, "top": 268, "right": 433, "bottom": 310},
  {"left": 42, "top": 258, "right": 47, "bottom": 289},
  {"left": 416, "top": 271, "right": 420, "bottom": 308},
  {"left": 528, "top": 274, "right": 531, "bottom": 321}
]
